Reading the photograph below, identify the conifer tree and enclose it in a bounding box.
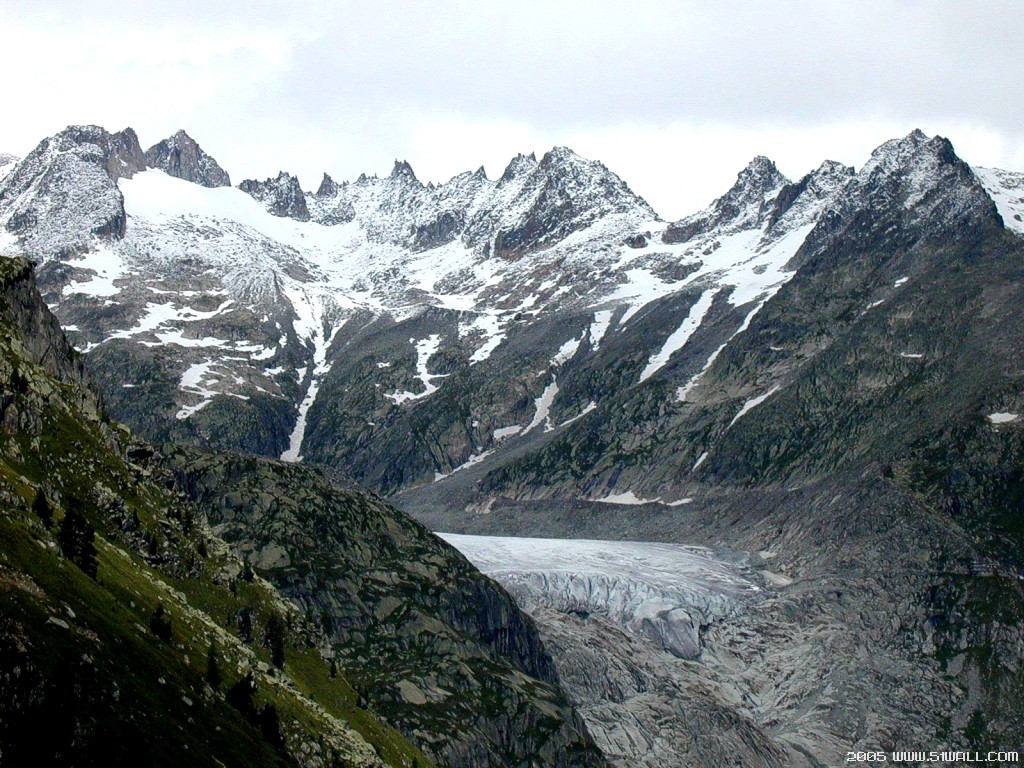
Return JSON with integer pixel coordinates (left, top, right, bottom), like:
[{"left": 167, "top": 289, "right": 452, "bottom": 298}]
[
  {"left": 57, "top": 499, "right": 97, "bottom": 579},
  {"left": 266, "top": 614, "right": 286, "bottom": 669},
  {"left": 206, "top": 641, "right": 222, "bottom": 689},
  {"left": 149, "top": 603, "right": 173, "bottom": 642},
  {"left": 258, "top": 704, "right": 283, "bottom": 747},
  {"left": 32, "top": 490, "right": 52, "bottom": 528},
  {"left": 226, "top": 673, "right": 257, "bottom": 720}
]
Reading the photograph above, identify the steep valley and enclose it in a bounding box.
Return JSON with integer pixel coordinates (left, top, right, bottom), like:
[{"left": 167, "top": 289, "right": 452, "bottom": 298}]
[{"left": 2, "top": 123, "right": 1024, "bottom": 765}]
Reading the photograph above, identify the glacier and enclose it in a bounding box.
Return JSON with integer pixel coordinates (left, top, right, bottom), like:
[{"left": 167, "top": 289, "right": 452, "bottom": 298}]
[{"left": 439, "top": 533, "right": 760, "bottom": 659}]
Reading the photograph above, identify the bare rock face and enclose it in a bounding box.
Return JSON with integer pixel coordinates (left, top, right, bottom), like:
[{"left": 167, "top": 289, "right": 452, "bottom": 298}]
[
  {"left": 0, "top": 125, "right": 141, "bottom": 253},
  {"left": 162, "top": 447, "right": 608, "bottom": 768},
  {"left": 144, "top": 130, "right": 231, "bottom": 188},
  {"left": 238, "top": 172, "right": 310, "bottom": 220}
]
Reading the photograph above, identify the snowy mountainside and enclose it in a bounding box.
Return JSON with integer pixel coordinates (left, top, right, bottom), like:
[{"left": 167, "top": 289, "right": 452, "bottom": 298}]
[
  {"left": 0, "top": 153, "right": 19, "bottom": 183},
  {"left": 2, "top": 124, "right": 1023, "bottom": 505},
  {"left": 0, "top": 122, "right": 836, "bottom": 478},
  {"left": 975, "top": 165, "right": 1024, "bottom": 235},
  {"left": 411, "top": 128, "right": 1012, "bottom": 511}
]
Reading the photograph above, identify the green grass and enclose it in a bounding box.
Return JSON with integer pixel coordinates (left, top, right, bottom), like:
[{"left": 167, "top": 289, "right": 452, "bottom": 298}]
[{"left": 0, "top": 321, "right": 437, "bottom": 767}]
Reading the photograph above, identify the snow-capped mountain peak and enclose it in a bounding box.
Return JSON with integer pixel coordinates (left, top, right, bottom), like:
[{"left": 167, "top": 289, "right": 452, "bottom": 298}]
[
  {"left": 733, "top": 154, "right": 787, "bottom": 196},
  {"left": 2, "top": 122, "right": 1021, "bottom": 493},
  {"left": 858, "top": 127, "right": 930, "bottom": 179},
  {"left": 499, "top": 152, "right": 539, "bottom": 184},
  {"left": 390, "top": 159, "right": 419, "bottom": 182},
  {"left": 821, "top": 129, "right": 999, "bottom": 245},
  {"left": 664, "top": 155, "right": 790, "bottom": 245},
  {"left": 144, "top": 129, "right": 231, "bottom": 188}
]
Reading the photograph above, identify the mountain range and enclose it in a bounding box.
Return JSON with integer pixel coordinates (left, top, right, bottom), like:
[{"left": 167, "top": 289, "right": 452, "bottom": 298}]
[{"left": 2, "top": 123, "right": 1024, "bottom": 765}]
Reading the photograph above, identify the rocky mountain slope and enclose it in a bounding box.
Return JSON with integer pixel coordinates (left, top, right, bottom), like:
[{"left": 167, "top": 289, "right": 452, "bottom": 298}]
[
  {"left": 3, "top": 123, "right": 1024, "bottom": 764},
  {"left": 405, "top": 131, "right": 1024, "bottom": 763},
  {"left": 0, "top": 123, "right": 861, "bottom": 494},
  {"left": 0, "top": 256, "right": 605, "bottom": 767}
]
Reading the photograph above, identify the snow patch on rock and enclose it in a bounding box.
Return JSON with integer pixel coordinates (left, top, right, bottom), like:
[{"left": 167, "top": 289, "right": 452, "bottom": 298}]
[
  {"left": 988, "top": 412, "right": 1019, "bottom": 424},
  {"left": 595, "top": 491, "right": 661, "bottom": 505},
  {"left": 727, "top": 385, "right": 780, "bottom": 429},
  {"left": 639, "top": 288, "right": 719, "bottom": 383},
  {"left": 385, "top": 334, "right": 447, "bottom": 405}
]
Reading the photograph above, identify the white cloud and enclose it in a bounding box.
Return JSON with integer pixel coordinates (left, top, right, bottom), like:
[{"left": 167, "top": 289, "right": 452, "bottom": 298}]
[{"left": 2, "top": 1, "right": 1024, "bottom": 217}]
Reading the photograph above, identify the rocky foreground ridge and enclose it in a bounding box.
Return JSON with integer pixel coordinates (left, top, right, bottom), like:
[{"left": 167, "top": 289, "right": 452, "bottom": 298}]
[{"left": 0, "top": 255, "right": 605, "bottom": 767}]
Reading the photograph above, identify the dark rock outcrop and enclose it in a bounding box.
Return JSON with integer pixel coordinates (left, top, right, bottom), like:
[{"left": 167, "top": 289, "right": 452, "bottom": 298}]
[
  {"left": 145, "top": 129, "right": 231, "bottom": 187},
  {"left": 162, "top": 447, "right": 607, "bottom": 768},
  {"left": 239, "top": 172, "right": 311, "bottom": 221}
]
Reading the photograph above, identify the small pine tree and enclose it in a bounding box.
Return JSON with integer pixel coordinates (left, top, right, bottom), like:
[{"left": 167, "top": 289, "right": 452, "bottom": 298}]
[
  {"left": 320, "top": 610, "right": 333, "bottom": 637},
  {"left": 329, "top": 657, "right": 338, "bottom": 679},
  {"left": 226, "top": 673, "right": 257, "bottom": 720},
  {"left": 58, "top": 499, "right": 98, "bottom": 579},
  {"left": 32, "top": 490, "right": 52, "bottom": 528},
  {"left": 258, "top": 703, "right": 283, "bottom": 747},
  {"left": 149, "top": 603, "right": 173, "bottom": 642},
  {"left": 237, "top": 608, "right": 255, "bottom": 643},
  {"left": 266, "top": 614, "right": 286, "bottom": 670},
  {"left": 206, "top": 641, "right": 222, "bottom": 690}
]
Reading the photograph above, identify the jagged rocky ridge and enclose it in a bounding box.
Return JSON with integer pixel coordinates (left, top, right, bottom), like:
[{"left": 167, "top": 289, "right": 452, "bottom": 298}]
[
  {"left": 403, "top": 131, "right": 1024, "bottom": 763},
  {"left": 0, "top": 256, "right": 605, "bottom": 767},
  {"left": 157, "top": 447, "right": 605, "bottom": 768},
  {"left": 3, "top": 124, "right": 1024, "bottom": 764}
]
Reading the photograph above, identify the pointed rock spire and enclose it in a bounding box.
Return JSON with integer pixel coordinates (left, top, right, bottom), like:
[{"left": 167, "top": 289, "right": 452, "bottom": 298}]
[
  {"left": 316, "top": 172, "right": 339, "bottom": 198},
  {"left": 105, "top": 128, "right": 148, "bottom": 181},
  {"left": 499, "top": 152, "right": 538, "bottom": 184},
  {"left": 145, "top": 130, "right": 231, "bottom": 187},
  {"left": 728, "top": 156, "right": 789, "bottom": 206},
  {"left": 390, "top": 159, "right": 418, "bottom": 182}
]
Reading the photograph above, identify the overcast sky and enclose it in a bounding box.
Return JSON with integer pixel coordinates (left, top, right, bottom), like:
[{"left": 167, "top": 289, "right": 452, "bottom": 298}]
[{"left": 4, "top": 1, "right": 1023, "bottom": 218}]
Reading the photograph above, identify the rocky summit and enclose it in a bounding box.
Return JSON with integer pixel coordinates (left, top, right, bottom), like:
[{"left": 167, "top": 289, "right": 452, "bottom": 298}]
[{"left": 2, "top": 123, "right": 1024, "bottom": 766}]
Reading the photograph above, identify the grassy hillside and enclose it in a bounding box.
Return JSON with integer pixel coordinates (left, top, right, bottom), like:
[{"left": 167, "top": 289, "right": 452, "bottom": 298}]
[{"left": 0, "top": 255, "right": 436, "bottom": 767}]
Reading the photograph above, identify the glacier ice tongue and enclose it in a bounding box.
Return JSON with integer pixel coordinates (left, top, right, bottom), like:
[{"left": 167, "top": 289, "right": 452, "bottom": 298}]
[{"left": 439, "top": 534, "right": 759, "bottom": 659}]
